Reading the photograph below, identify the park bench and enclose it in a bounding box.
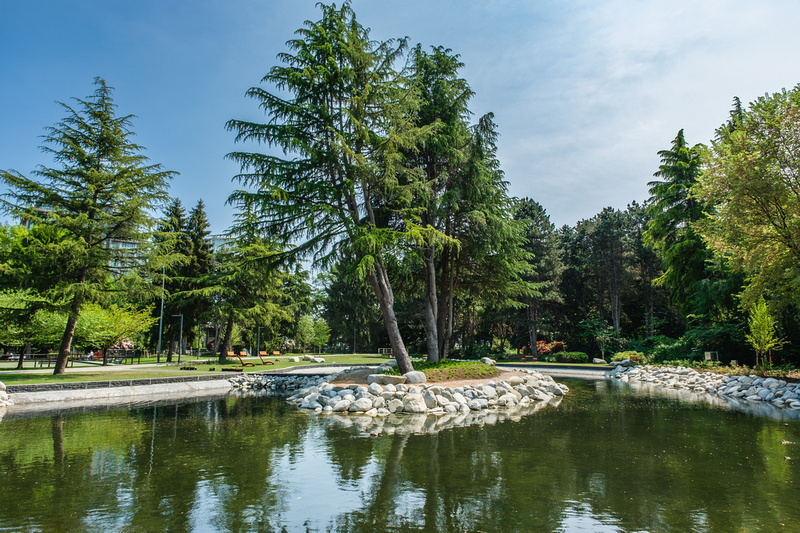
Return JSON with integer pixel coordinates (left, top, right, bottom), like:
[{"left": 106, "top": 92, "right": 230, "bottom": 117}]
[
  {"left": 230, "top": 351, "right": 255, "bottom": 367},
  {"left": 258, "top": 351, "right": 276, "bottom": 365}
]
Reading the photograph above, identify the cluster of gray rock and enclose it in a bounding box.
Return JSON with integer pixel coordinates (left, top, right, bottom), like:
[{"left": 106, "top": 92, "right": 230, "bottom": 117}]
[
  {"left": 310, "top": 394, "right": 558, "bottom": 436},
  {"left": 610, "top": 364, "right": 800, "bottom": 410},
  {"left": 287, "top": 368, "right": 569, "bottom": 418},
  {"left": 286, "top": 355, "right": 326, "bottom": 363},
  {"left": 0, "top": 382, "right": 12, "bottom": 408},
  {"left": 228, "top": 372, "right": 332, "bottom": 393}
]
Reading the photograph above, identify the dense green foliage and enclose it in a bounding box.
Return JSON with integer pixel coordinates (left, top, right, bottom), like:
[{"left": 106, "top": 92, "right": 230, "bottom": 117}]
[
  {"left": 0, "top": 4, "right": 797, "bottom": 370},
  {"left": 0, "top": 78, "right": 174, "bottom": 373}
]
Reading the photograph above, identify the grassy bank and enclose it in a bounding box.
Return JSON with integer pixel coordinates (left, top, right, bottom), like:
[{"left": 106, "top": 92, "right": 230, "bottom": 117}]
[{"left": 0, "top": 354, "right": 390, "bottom": 385}]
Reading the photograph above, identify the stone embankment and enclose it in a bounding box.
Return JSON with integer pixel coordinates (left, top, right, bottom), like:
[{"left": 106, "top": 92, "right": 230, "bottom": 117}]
[
  {"left": 230, "top": 366, "right": 570, "bottom": 435},
  {"left": 610, "top": 363, "right": 800, "bottom": 410},
  {"left": 228, "top": 372, "right": 332, "bottom": 394},
  {"left": 231, "top": 367, "right": 569, "bottom": 416}
]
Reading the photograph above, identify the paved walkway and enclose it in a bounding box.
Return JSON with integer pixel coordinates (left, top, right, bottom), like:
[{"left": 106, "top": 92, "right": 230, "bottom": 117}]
[{"left": 0, "top": 362, "right": 169, "bottom": 374}]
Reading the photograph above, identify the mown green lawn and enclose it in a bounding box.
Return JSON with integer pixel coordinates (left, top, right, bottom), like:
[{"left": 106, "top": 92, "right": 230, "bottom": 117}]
[
  {"left": 0, "top": 353, "right": 391, "bottom": 385},
  {"left": 0, "top": 354, "right": 605, "bottom": 386}
]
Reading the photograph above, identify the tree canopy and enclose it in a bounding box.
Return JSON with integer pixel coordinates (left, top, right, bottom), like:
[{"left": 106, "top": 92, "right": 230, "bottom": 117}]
[
  {"left": 0, "top": 78, "right": 174, "bottom": 374},
  {"left": 695, "top": 85, "right": 800, "bottom": 308}
]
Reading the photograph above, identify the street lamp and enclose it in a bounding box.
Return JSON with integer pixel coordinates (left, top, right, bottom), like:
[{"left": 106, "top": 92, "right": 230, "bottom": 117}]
[
  {"left": 172, "top": 314, "right": 183, "bottom": 364},
  {"left": 256, "top": 326, "right": 262, "bottom": 358}
]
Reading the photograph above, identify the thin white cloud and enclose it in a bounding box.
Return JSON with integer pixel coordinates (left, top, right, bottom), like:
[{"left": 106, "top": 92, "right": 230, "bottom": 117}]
[{"left": 1, "top": 0, "right": 799, "bottom": 231}]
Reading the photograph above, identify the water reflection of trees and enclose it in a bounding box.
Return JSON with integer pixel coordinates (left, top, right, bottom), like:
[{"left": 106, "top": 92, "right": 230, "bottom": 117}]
[
  {"left": 0, "top": 384, "right": 798, "bottom": 532},
  {"left": 319, "top": 380, "right": 799, "bottom": 532},
  {"left": 0, "top": 395, "right": 311, "bottom": 531}
]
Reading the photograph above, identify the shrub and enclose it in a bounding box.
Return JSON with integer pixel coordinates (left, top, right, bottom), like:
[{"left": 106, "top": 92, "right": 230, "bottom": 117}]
[
  {"left": 557, "top": 351, "right": 588, "bottom": 363},
  {"left": 536, "top": 340, "right": 566, "bottom": 356},
  {"left": 661, "top": 359, "right": 721, "bottom": 370},
  {"left": 549, "top": 341, "right": 566, "bottom": 354},
  {"left": 536, "top": 340, "right": 551, "bottom": 356},
  {"left": 611, "top": 351, "right": 653, "bottom": 364},
  {"left": 651, "top": 337, "right": 698, "bottom": 363},
  {"left": 452, "top": 344, "right": 493, "bottom": 360}
]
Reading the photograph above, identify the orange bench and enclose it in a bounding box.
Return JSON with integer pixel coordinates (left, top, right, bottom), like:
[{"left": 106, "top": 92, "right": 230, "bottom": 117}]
[{"left": 227, "top": 351, "right": 254, "bottom": 367}]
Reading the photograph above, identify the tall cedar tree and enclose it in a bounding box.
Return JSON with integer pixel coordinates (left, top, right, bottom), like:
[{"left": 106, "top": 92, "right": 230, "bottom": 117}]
[
  {"left": 403, "top": 45, "right": 471, "bottom": 362},
  {"left": 156, "top": 198, "right": 191, "bottom": 361},
  {"left": 226, "top": 2, "right": 428, "bottom": 373},
  {"left": 0, "top": 78, "right": 174, "bottom": 374},
  {"left": 183, "top": 199, "right": 214, "bottom": 348},
  {"left": 644, "top": 129, "right": 710, "bottom": 315},
  {"left": 402, "top": 47, "right": 528, "bottom": 361},
  {"left": 514, "top": 198, "right": 563, "bottom": 355}
]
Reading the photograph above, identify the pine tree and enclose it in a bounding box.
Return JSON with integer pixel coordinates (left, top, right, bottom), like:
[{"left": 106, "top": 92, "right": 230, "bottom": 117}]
[
  {"left": 225, "top": 2, "right": 427, "bottom": 373},
  {"left": 0, "top": 78, "right": 174, "bottom": 374},
  {"left": 156, "top": 198, "right": 191, "bottom": 361},
  {"left": 514, "top": 198, "right": 564, "bottom": 355},
  {"left": 183, "top": 199, "right": 214, "bottom": 350},
  {"left": 644, "top": 129, "right": 709, "bottom": 314}
]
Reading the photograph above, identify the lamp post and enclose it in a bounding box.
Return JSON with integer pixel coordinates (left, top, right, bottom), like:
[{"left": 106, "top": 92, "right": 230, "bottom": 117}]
[
  {"left": 172, "top": 314, "right": 183, "bottom": 364},
  {"left": 256, "top": 326, "right": 262, "bottom": 358}
]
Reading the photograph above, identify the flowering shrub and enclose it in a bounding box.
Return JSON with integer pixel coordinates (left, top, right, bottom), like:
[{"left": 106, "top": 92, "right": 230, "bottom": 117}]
[
  {"left": 536, "top": 341, "right": 566, "bottom": 356},
  {"left": 548, "top": 341, "right": 566, "bottom": 354},
  {"left": 536, "top": 341, "right": 551, "bottom": 356},
  {"left": 612, "top": 351, "right": 652, "bottom": 364}
]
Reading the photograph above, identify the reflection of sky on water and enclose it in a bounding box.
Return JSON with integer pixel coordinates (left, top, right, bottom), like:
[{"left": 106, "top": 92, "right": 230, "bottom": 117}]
[
  {"left": 269, "top": 425, "right": 377, "bottom": 530},
  {"left": 1, "top": 380, "right": 799, "bottom": 532},
  {"left": 558, "top": 502, "right": 623, "bottom": 532}
]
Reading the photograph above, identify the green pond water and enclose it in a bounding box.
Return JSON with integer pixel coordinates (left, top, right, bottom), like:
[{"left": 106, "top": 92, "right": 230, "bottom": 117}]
[{"left": 1, "top": 378, "right": 799, "bottom": 532}]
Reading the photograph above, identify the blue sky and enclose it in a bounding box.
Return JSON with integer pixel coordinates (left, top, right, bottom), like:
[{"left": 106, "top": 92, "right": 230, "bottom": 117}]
[{"left": 2, "top": 0, "right": 799, "bottom": 234}]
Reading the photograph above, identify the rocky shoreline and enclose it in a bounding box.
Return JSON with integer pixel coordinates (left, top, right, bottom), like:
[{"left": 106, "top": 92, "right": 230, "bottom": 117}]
[
  {"left": 228, "top": 365, "right": 570, "bottom": 434},
  {"left": 610, "top": 363, "right": 800, "bottom": 410}
]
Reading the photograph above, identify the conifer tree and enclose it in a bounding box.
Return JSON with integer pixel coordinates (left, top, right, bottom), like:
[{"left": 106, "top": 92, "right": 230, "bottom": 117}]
[
  {"left": 226, "top": 2, "right": 427, "bottom": 373},
  {"left": 0, "top": 78, "right": 174, "bottom": 374},
  {"left": 514, "top": 198, "right": 563, "bottom": 355},
  {"left": 644, "top": 129, "right": 709, "bottom": 314},
  {"left": 156, "top": 198, "right": 191, "bottom": 361},
  {"left": 183, "top": 199, "right": 214, "bottom": 349}
]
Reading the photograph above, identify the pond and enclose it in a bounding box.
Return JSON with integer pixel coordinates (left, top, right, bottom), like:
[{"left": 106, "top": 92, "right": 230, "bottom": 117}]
[{"left": 1, "top": 378, "right": 799, "bottom": 532}]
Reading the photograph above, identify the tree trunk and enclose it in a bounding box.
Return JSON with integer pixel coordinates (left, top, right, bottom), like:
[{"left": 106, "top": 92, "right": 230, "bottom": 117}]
[
  {"left": 218, "top": 312, "right": 235, "bottom": 363},
  {"left": 437, "top": 249, "right": 456, "bottom": 360},
  {"left": 166, "top": 330, "right": 174, "bottom": 363},
  {"left": 610, "top": 250, "right": 621, "bottom": 334},
  {"left": 368, "top": 264, "right": 413, "bottom": 374},
  {"left": 423, "top": 248, "right": 439, "bottom": 362},
  {"left": 527, "top": 301, "right": 539, "bottom": 356},
  {"left": 15, "top": 343, "right": 29, "bottom": 370},
  {"left": 54, "top": 295, "right": 82, "bottom": 375}
]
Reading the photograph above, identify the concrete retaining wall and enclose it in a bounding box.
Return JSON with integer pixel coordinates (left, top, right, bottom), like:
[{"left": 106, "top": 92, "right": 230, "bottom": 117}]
[{"left": 10, "top": 379, "right": 234, "bottom": 406}]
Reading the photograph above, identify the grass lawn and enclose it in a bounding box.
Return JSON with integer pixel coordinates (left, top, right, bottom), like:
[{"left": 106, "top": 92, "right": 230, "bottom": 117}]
[
  {"left": 0, "top": 354, "right": 607, "bottom": 387},
  {"left": 501, "top": 361, "right": 611, "bottom": 367},
  {"left": 0, "top": 353, "right": 391, "bottom": 386}
]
